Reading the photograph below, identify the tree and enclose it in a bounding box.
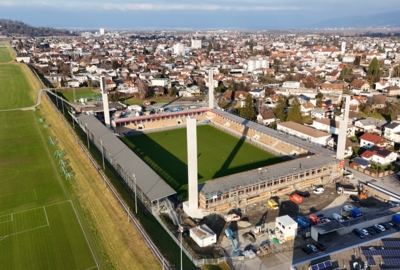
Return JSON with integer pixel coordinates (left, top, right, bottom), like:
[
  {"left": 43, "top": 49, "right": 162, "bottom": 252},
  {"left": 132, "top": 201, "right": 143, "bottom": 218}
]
[
  {"left": 273, "top": 95, "right": 287, "bottom": 122},
  {"left": 136, "top": 78, "right": 148, "bottom": 99},
  {"left": 353, "top": 56, "right": 361, "bottom": 66},
  {"left": 316, "top": 92, "right": 324, "bottom": 100},
  {"left": 111, "top": 60, "right": 121, "bottom": 70},
  {"left": 169, "top": 86, "right": 177, "bottom": 97},
  {"left": 206, "top": 43, "right": 212, "bottom": 58},
  {"left": 339, "top": 67, "right": 353, "bottom": 80},
  {"left": 392, "top": 66, "right": 400, "bottom": 78},
  {"left": 287, "top": 97, "right": 303, "bottom": 124},
  {"left": 367, "top": 57, "right": 382, "bottom": 84},
  {"left": 17, "top": 39, "right": 23, "bottom": 50},
  {"left": 239, "top": 95, "right": 256, "bottom": 120}
]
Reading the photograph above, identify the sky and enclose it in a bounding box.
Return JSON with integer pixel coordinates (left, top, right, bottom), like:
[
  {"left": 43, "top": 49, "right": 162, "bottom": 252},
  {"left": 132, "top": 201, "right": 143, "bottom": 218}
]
[{"left": 0, "top": 0, "right": 399, "bottom": 30}]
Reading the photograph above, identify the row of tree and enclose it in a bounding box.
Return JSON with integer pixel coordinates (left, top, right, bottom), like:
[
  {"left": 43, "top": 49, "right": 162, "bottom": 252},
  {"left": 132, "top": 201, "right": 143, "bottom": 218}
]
[{"left": 0, "top": 19, "right": 74, "bottom": 37}]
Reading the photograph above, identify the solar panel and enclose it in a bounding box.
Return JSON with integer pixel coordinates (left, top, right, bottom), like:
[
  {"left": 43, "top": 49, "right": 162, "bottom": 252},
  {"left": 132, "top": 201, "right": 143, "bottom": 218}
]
[
  {"left": 383, "top": 241, "right": 400, "bottom": 248},
  {"left": 317, "top": 263, "right": 325, "bottom": 269},
  {"left": 363, "top": 249, "right": 400, "bottom": 256},
  {"left": 324, "top": 260, "right": 332, "bottom": 267},
  {"left": 310, "top": 265, "right": 318, "bottom": 270},
  {"left": 384, "top": 258, "right": 400, "bottom": 266},
  {"left": 367, "top": 258, "right": 376, "bottom": 266}
]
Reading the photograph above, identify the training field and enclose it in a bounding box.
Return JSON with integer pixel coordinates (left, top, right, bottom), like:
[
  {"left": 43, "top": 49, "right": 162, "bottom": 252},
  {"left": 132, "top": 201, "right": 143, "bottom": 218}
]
[
  {"left": 123, "top": 125, "right": 283, "bottom": 198},
  {"left": 57, "top": 88, "right": 101, "bottom": 102},
  {"left": 0, "top": 111, "right": 100, "bottom": 269},
  {"left": 0, "top": 43, "right": 13, "bottom": 63},
  {"left": 0, "top": 64, "right": 35, "bottom": 109}
]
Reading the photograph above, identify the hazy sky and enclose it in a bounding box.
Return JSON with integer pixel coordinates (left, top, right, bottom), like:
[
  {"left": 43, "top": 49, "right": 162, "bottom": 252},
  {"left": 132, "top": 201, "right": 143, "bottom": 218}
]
[{"left": 0, "top": 0, "right": 399, "bottom": 29}]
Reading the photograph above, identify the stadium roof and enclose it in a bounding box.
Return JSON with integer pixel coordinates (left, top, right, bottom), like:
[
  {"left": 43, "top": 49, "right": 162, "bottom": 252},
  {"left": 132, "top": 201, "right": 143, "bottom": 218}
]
[{"left": 77, "top": 115, "right": 176, "bottom": 201}]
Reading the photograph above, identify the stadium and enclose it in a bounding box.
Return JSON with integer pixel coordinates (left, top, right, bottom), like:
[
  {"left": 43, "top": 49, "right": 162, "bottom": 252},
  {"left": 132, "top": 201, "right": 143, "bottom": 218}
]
[{"left": 74, "top": 76, "right": 341, "bottom": 217}]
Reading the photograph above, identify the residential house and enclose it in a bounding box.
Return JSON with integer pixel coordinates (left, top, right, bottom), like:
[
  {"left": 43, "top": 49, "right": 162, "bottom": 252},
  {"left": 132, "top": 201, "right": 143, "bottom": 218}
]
[
  {"left": 16, "top": 53, "right": 31, "bottom": 63},
  {"left": 117, "top": 81, "right": 137, "bottom": 94},
  {"left": 383, "top": 122, "right": 400, "bottom": 144},
  {"left": 277, "top": 121, "right": 331, "bottom": 146},
  {"left": 300, "top": 101, "right": 315, "bottom": 115},
  {"left": 359, "top": 133, "right": 386, "bottom": 148},
  {"left": 354, "top": 117, "right": 388, "bottom": 135},
  {"left": 257, "top": 111, "right": 276, "bottom": 125},
  {"left": 327, "top": 136, "right": 353, "bottom": 158},
  {"left": 249, "top": 88, "right": 265, "bottom": 99},
  {"left": 360, "top": 146, "right": 397, "bottom": 165},
  {"left": 382, "top": 85, "right": 400, "bottom": 96},
  {"left": 350, "top": 79, "right": 371, "bottom": 92},
  {"left": 320, "top": 83, "right": 343, "bottom": 92},
  {"left": 310, "top": 108, "right": 329, "bottom": 119},
  {"left": 312, "top": 118, "right": 356, "bottom": 136}
]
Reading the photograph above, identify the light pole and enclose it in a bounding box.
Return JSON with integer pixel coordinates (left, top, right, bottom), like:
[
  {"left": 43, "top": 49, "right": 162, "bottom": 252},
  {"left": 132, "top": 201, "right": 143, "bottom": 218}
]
[
  {"left": 85, "top": 123, "right": 90, "bottom": 149},
  {"left": 100, "top": 139, "right": 105, "bottom": 169},
  {"left": 133, "top": 173, "right": 137, "bottom": 214},
  {"left": 179, "top": 225, "right": 183, "bottom": 270}
]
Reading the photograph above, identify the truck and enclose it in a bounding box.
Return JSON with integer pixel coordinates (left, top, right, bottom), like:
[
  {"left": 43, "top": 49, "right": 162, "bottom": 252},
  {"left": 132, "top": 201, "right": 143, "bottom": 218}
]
[
  {"left": 350, "top": 208, "right": 362, "bottom": 218},
  {"left": 337, "top": 186, "right": 358, "bottom": 195},
  {"left": 294, "top": 216, "right": 310, "bottom": 228},
  {"left": 268, "top": 199, "right": 279, "bottom": 210}
]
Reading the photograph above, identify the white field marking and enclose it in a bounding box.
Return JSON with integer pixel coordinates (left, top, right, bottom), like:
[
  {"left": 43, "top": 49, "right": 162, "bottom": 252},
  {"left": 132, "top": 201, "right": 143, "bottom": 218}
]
[
  {"left": 68, "top": 200, "right": 99, "bottom": 269},
  {"left": 84, "top": 266, "right": 99, "bottom": 270},
  {"left": 0, "top": 207, "right": 49, "bottom": 240},
  {"left": 0, "top": 168, "right": 20, "bottom": 183},
  {"left": 0, "top": 214, "right": 12, "bottom": 224}
]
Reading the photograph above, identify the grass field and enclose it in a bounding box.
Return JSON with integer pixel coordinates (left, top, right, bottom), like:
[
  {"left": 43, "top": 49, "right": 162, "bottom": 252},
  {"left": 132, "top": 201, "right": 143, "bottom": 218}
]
[
  {"left": 0, "top": 64, "right": 35, "bottom": 109},
  {"left": 0, "top": 111, "right": 100, "bottom": 269},
  {"left": 123, "top": 125, "right": 283, "bottom": 199},
  {"left": 0, "top": 42, "right": 13, "bottom": 63},
  {"left": 57, "top": 88, "right": 101, "bottom": 102}
]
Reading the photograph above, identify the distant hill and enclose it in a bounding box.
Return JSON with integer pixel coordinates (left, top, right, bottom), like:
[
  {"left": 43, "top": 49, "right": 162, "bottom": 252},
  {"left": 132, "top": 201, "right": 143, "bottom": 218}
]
[
  {"left": 313, "top": 11, "right": 400, "bottom": 28},
  {"left": 0, "top": 19, "right": 76, "bottom": 37}
]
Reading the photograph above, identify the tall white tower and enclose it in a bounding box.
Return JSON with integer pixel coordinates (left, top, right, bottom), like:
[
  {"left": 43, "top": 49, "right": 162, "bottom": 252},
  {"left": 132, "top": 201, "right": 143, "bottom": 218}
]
[
  {"left": 336, "top": 95, "right": 350, "bottom": 161},
  {"left": 208, "top": 69, "right": 215, "bottom": 109},
  {"left": 341, "top": 41, "right": 346, "bottom": 54},
  {"left": 99, "top": 28, "right": 105, "bottom": 36},
  {"left": 183, "top": 117, "right": 203, "bottom": 218},
  {"left": 101, "top": 76, "right": 111, "bottom": 129}
]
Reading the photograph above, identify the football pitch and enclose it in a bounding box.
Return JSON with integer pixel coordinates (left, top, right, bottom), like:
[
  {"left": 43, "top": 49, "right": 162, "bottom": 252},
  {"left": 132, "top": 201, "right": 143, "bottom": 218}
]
[
  {"left": 57, "top": 88, "right": 101, "bottom": 102},
  {"left": 0, "top": 111, "right": 100, "bottom": 269},
  {"left": 0, "top": 43, "right": 13, "bottom": 63},
  {"left": 123, "top": 125, "right": 284, "bottom": 198}
]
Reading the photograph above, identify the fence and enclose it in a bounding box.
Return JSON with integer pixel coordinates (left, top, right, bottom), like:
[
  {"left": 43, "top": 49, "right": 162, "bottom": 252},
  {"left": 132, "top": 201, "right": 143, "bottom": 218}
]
[
  {"left": 350, "top": 163, "right": 394, "bottom": 178},
  {"left": 43, "top": 90, "right": 173, "bottom": 270}
]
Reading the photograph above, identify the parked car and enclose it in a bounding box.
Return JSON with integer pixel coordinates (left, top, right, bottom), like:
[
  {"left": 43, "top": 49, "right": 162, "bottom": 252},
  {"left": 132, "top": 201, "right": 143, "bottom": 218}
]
[
  {"left": 295, "top": 191, "right": 310, "bottom": 198},
  {"left": 301, "top": 246, "right": 312, "bottom": 255},
  {"left": 307, "top": 244, "right": 318, "bottom": 252},
  {"left": 314, "top": 187, "right": 324, "bottom": 194},
  {"left": 314, "top": 242, "right": 326, "bottom": 251},
  {"left": 317, "top": 214, "right": 325, "bottom": 219},
  {"left": 332, "top": 213, "right": 345, "bottom": 222},
  {"left": 365, "top": 227, "right": 377, "bottom": 236},
  {"left": 342, "top": 213, "right": 352, "bottom": 220},
  {"left": 368, "top": 226, "right": 381, "bottom": 234},
  {"left": 353, "top": 228, "right": 366, "bottom": 239},
  {"left": 360, "top": 229, "right": 369, "bottom": 236},
  {"left": 380, "top": 223, "right": 391, "bottom": 230},
  {"left": 349, "top": 194, "right": 360, "bottom": 202},
  {"left": 373, "top": 224, "right": 385, "bottom": 232},
  {"left": 321, "top": 218, "right": 331, "bottom": 223},
  {"left": 389, "top": 223, "right": 400, "bottom": 231}
]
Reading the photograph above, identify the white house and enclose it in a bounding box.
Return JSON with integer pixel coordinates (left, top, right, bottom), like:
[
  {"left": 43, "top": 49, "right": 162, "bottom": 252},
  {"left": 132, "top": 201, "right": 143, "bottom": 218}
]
[
  {"left": 189, "top": 225, "right": 216, "bottom": 248},
  {"left": 354, "top": 117, "right": 388, "bottom": 135},
  {"left": 257, "top": 111, "right": 276, "bottom": 125},
  {"left": 275, "top": 215, "right": 298, "bottom": 241},
  {"left": 360, "top": 146, "right": 397, "bottom": 165},
  {"left": 151, "top": 78, "right": 171, "bottom": 88},
  {"left": 383, "top": 122, "right": 400, "bottom": 144},
  {"left": 359, "top": 133, "right": 386, "bottom": 149},
  {"left": 312, "top": 118, "right": 355, "bottom": 136},
  {"left": 277, "top": 121, "right": 331, "bottom": 146},
  {"left": 282, "top": 81, "right": 301, "bottom": 89},
  {"left": 310, "top": 108, "right": 328, "bottom": 119},
  {"left": 16, "top": 54, "right": 31, "bottom": 63},
  {"left": 249, "top": 88, "right": 265, "bottom": 98}
]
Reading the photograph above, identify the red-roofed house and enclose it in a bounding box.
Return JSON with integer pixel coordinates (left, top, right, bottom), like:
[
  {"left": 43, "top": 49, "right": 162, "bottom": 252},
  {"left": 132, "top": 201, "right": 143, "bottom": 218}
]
[
  {"left": 360, "top": 146, "right": 397, "bottom": 165},
  {"left": 359, "top": 133, "right": 386, "bottom": 149}
]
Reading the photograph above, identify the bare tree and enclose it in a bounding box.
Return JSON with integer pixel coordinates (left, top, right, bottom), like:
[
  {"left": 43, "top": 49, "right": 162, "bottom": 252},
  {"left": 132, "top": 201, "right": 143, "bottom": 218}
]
[{"left": 136, "top": 78, "right": 148, "bottom": 99}]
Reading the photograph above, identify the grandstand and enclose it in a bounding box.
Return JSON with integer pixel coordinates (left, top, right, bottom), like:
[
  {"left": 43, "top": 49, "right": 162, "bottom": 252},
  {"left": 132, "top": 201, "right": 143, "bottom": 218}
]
[{"left": 105, "top": 107, "right": 340, "bottom": 213}]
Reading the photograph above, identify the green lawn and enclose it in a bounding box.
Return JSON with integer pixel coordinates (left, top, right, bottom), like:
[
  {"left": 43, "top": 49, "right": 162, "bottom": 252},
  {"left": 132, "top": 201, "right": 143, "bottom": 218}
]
[
  {"left": 122, "top": 125, "right": 283, "bottom": 199},
  {"left": 0, "top": 64, "right": 35, "bottom": 109},
  {"left": 122, "top": 96, "right": 172, "bottom": 106},
  {"left": 0, "top": 110, "right": 100, "bottom": 269},
  {"left": 0, "top": 43, "right": 13, "bottom": 63},
  {"left": 57, "top": 88, "right": 101, "bottom": 102}
]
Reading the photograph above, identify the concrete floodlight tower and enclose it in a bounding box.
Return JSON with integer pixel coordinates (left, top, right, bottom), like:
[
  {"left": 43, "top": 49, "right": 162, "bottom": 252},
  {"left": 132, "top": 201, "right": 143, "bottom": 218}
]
[
  {"left": 101, "top": 76, "right": 111, "bottom": 129},
  {"left": 208, "top": 69, "right": 215, "bottom": 109},
  {"left": 341, "top": 41, "right": 346, "bottom": 55},
  {"left": 336, "top": 95, "right": 350, "bottom": 162},
  {"left": 183, "top": 117, "right": 203, "bottom": 218}
]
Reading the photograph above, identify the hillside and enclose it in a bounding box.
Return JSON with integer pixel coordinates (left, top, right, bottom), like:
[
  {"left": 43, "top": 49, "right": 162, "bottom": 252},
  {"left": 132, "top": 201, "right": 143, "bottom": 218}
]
[{"left": 0, "top": 19, "right": 75, "bottom": 37}]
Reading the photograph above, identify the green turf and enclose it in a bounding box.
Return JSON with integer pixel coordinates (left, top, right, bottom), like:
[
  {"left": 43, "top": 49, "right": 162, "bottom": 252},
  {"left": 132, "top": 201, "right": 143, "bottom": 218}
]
[
  {"left": 0, "top": 110, "right": 100, "bottom": 269},
  {"left": 123, "top": 125, "right": 284, "bottom": 199},
  {"left": 57, "top": 88, "right": 101, "bottom": 102},
  {"left": 0, "top": 44, "right": 13, "bottom": 63},
  {"left": 0, "top": 65, "right": 35, "bottom": 109}
]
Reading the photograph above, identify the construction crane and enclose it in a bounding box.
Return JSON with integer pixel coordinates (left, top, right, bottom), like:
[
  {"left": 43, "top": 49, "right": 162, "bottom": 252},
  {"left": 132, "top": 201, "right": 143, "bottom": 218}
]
[{"left": 225, "top": 228, "right": 239, "bottom": 256}]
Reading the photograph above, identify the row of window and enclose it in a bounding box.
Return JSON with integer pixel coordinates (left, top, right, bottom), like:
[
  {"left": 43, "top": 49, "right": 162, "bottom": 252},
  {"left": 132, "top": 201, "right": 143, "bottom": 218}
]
[{"left": 204, "top": 167, "right": 330, "bottom": 205}]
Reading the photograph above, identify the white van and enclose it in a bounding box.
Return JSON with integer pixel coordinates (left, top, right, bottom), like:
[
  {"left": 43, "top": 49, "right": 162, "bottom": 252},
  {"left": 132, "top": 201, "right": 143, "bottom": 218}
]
[{"left": 332, "top": 213, "right": 344, "bottom": 222}]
